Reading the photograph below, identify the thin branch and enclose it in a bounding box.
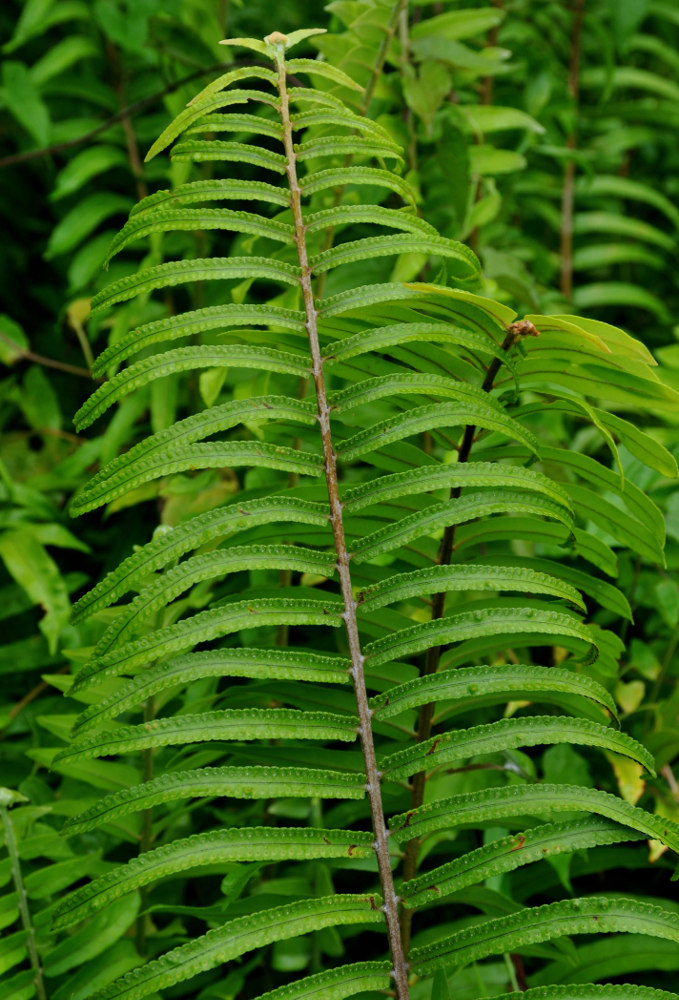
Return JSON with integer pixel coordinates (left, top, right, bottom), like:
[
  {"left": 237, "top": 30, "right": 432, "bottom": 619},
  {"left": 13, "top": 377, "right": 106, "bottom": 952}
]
[
  {"left": 0, "top": 332, "right": 96, "bottom": 379},
  {"left": 1, "top": 804, "right": 47, "bottom": 1000},
  {"left": 0, "top": 61, "right": 230, "bottom": 169},
  {"left": 399, "top": 320, "right": 539, "bottom": 955},
  {"left": 273, "top": 36, "right": 410, "bottom": 1000}
]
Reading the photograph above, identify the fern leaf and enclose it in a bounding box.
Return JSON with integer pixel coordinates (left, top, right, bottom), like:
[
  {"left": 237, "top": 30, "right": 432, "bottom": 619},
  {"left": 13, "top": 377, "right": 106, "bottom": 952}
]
[
  {"left": 74, "top": 648, "right": 350, "bottom": 734},
  {"left": 64, "top": 766, "right": 366, "bottom": 836},
  {"left": 342, "top": 462, "right": 569, "bottom": 512},
  {"left": 91, "top": 303, "right": 306, "bottom": 375},
  {"left": 185, "top": 113, "right": 284, "bottom": 140},
  {"left": 105, "top": 207, "right": 294, "bottom": 264},
  {"left": 401, "top": 818, "right": 641, "bottom": 908},
  {"left": 53, "top": 828, "right": 375, "bottom": 929},
  {"left": 72, "top": 597, "right": 343, "bottom": 690},
  {"left": 77, "top": 365, "right": 313, "bottom": 428},
  {"left": 300, "top": 165, "right": 416, "bottom": 204},
  {"left": 292, "top": 110, "right": 393, "bottom": 139},
  {"left": 285, "top": 58, "right": 365, "bottom": 93},
  {"left": 71, "top": 497, "right": 328, "bottom": 621},
  {"left": 95, "top": 545, "right": 335, "bottom": 655},
  {"left": 495, "top": 987, "right": 679, "bottom": 1000},
  {"left": 338, "top": 403, "right": 538, "bottom": 462},
  {"left": 296, "top": 135, "right": 403, "bottom": 161},
  {"left": 171, "top": 139, "right": 288, "bottom": 172},
  {"left": 70, "top": 442, "right": 324, "bottom": 515},
  {"left": 311, "top": 234, "right": 479, "bottom": 277},
  {"left": 323, "top": 322, "right": 509, "bottom": 367},
  {"left": 89, "top": 895, "right": 383, "bottom": 1000},
  {"left": 382, "top": 716, "right": 655, "bottom": 781},
  {"left": 90, "top": 257, "right": 301, "bottom": 316},
  {"left": 57, "top": 709, "right": 358, "bottom": 762},
  {"left": 409, "top": 897, "right": 679, "bottom": 975},
  {"left": 369, "top": 663, "right": 615, "bottom": 722},
  {"left": 352, "top": 493, "right": 573, "bottom": 562},
  {"left": 129, "top": 179, "right": 291, "bottom": 217},
  {"left": 305, "top": 205, "right": 436, "bottom": 237},
  {"left": 389, "top": 783, "right": 679, "bottom": 854},
  {"left": 145, "top": 78, "right": 280, "bottom": 161},
  {"left": 250, "top": 961, "right": 392, "bottom": 1000}
]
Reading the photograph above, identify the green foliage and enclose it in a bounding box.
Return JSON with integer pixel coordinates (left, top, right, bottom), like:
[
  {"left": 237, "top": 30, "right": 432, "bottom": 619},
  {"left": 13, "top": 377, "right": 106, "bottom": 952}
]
[{"left": 2, "top": 3, "right": 679, "bottom": 1000}]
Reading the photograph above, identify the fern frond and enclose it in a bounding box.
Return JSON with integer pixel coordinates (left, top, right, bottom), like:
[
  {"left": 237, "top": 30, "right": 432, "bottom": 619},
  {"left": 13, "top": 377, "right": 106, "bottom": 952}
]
[{"left": 129, "top": 178, "right": 291, "bottom": 217}]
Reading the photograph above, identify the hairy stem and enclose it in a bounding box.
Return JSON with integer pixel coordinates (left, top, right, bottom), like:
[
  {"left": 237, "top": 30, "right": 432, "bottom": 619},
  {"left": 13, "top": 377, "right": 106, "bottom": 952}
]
[
  {"left": 272, "top": 37, "right": 410, "bottom": 999},
  {"left": 1, "top": 804, "right": 47, "bottom": 1000},
  {"left": 560, "top": 0, "right": 585, "bottom": 300},
  {"left": 399, "top": 321, "right": 536, "bottom": 954}
]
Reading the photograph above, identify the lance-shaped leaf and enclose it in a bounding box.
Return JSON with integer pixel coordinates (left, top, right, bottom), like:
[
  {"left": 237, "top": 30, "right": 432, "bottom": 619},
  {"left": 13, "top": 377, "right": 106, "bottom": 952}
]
[
  {"left": 352, "top": 493, "right": 571, "bottom": 562},
  {"left": 90, "top": 895, "right": 383, "bottom": 1000},
  {"left": 409, "top": 897, "right": 679, "bottom": 975},
  {"left": 401, "top": 818, "right": 642, "bottom": 908},
  {"left": 389, "top": 783, "right": 679, "bottom": 854},
  {"left": 369, "top": 663, "right": 615, "bottom": 723},
  {"left": 249, "top": 961, "right": 392, "bottom": 1000},
  {"left": 493, "top": 988, "right": 679, "bottom": 1000},
  {"left": 56, "top": 709, "right": 358, "bottom": 762},
  {"left": 74, "top": 648, "right": 350, "bottom": 734},
  {"left": 323, "top": 322, "right": 509, "bottom": 368},
  {"left": 95, "top": 544, "right": 335, "bottom": 655},
  {"left": 171, "top": 139, "right": 288, "bottom": 173},
  {"left": 312, "top": 234, "right": 479, "bottom": 277},
  {"left": 72, "top": 596, "right": 343, "bottom": 691},
  {"left": 129, "top": 179, "right": 291, "bottom": 217},
  {"left": 71, "top": 496, "right": 329, "bottom": 621},
  {"left": 70, "top": 441, "right": 324, "bottom": 515},
  {"left": 53, "top": 827, "right": 376, "bottom": 929},
  {"left": 300, "top": 165, "right": 416, "bottom": 204},
  {"left": 305, "top": 205, "right": 437, "bottom": 237},
  {"left": 90, "top": 257, "right": 301, "bottom": 317},
  {"left": 359, "top": 565, "right": 584, "bottom": 614},
  {"left": 382, "top": 716, "right": 654, "bottom": 781},
  {"left": 92, "top": 303, "right": 306, "bottom": 375},
  {"left": 64, "top": 766, "right": 367, "bottom": 836}
]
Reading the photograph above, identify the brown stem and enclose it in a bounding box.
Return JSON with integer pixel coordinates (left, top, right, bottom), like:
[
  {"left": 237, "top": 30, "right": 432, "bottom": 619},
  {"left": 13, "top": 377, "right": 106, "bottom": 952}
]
[
  {"left": 559, "top": 0, "right": 585, "bottom": 300},
  {"left": 399, "top": 320, "right": 537, "bottom": 955},
  {"left": 106, "top": 42, "right": 148, "bottom": 202},
  {"left": 479, "top": 0, "right": 504, "bottom": 107},
  {"left": 0, "top": 332, "right": 97, "bottom": 379},
  {"left": 272, "top": 37, "right": 410, "bottom": 999}
]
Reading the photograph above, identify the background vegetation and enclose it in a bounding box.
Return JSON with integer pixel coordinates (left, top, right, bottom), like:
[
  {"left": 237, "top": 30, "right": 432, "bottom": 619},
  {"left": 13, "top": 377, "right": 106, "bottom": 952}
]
[{"left": 2, "top": 1, "right": 679, "bottom": 999}]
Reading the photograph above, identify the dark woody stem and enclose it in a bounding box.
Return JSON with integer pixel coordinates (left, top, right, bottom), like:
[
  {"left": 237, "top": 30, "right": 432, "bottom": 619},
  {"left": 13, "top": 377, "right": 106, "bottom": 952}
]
[
  {"left": 271, "top": 38, "right": 411, "bottom": 1000},
  {"left": 399, "top": 320, "right": 538, "bottom": 955}
]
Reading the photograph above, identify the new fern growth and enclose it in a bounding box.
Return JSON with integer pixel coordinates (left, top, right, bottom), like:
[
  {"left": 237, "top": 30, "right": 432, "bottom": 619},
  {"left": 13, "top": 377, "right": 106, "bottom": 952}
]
[{"left": 52, "top": 27, "right": 679, "bottom": 1000}]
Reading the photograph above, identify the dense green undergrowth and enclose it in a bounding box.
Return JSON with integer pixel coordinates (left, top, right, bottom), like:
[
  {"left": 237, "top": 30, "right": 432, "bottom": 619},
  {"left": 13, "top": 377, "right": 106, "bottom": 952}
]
[{"left": 2, "top": 3, "right": 679, "bottom": 1000}]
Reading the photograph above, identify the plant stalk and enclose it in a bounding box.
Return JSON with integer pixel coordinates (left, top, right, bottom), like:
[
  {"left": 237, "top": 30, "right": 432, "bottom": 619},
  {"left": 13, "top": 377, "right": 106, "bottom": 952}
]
[
  {"left": 272, "top": 38, "right": 410, "bottom": 1000},
  {"left": 399, "top": 321, "right": 537, "bottom": 954},
  {"left": 1, "top": 804, "right": 47, "bottom": 1000}
]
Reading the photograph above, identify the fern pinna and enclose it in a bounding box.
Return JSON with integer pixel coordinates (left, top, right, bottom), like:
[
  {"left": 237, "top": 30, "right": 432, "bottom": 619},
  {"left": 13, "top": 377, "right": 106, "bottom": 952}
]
[{"left": 51, "top": 27, "right": 679, "bottom": 1000}]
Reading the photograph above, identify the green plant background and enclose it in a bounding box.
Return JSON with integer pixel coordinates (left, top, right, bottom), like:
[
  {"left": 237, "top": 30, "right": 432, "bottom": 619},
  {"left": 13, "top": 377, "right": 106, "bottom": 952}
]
[{"left": 2, "top": 2, "right": 679, "bottom": 999}]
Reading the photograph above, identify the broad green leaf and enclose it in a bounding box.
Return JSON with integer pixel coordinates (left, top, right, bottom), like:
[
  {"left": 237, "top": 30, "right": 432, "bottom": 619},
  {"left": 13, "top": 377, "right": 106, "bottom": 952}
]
[
  {"left": 74, "top": 648, "right": 350, "bottom": 734},
  {"left": 64, "top": 767, "right": 366, "bottom": 835},
  {"left": 402, "top": 818, "right": 640, "bottom": 908},
  {"left": 73, "top": 597, "right": 343, "bottom": 690},
  {"left": 410, "top": 9, "right": 505, "bottom": 42},
  {"left": 90, "top": 896, "right": 383, "bottom": 1000},
  {"left": 71, "top": 496, "right": 328, "bottom": 621},
  {"left": 51, "top": 145, "right": 128, "bottom": 201},
  {"left": 70, "top": 442, "right": 324, "bottom": 515},
  {"left": 382, "top": 716, "right": 654, "bottom": 781},
  {"left": 46, "top": 192, "right": 132, "bottom": 258},
  {"left": 43, "top": 893, "right": 140, "bottom": 977},
  {"left": 1, "top": 60, "right": 50, "bottom": 145},
  {"left": 53, "top": 828, "right": 374, "bottom": 929},
  {"left": 409, "top": 897, "right": 679, "bottom": 974},
  {"left": 92, "top": 303, "right": 305, "bottom": 375},
  {"left": 389, "top": 783, "right": 679, "bottom": 853},
  {"left": 0, "top": 529, "right": 70, "bottom": 654},
  {"left": 369, "top": 663, "right": 615, "bottom": 722},
  {"left": 457, "top": 105, "right": 545, "bottom": 135}
]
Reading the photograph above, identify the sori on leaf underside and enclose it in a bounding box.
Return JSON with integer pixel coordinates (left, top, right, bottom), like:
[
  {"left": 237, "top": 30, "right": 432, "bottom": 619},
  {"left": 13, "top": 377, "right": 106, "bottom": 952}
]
[{"left": 46, "top": 24, "right": 679, "bottom": 1000}]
